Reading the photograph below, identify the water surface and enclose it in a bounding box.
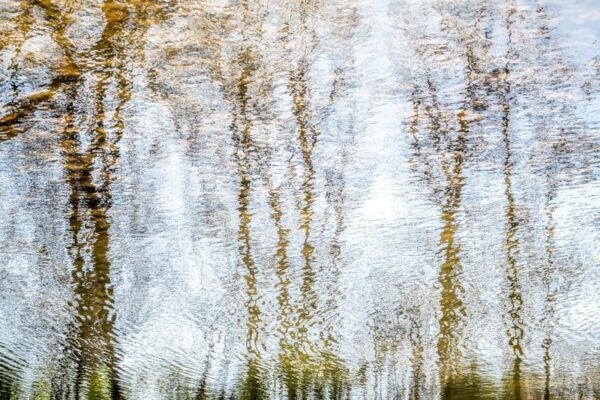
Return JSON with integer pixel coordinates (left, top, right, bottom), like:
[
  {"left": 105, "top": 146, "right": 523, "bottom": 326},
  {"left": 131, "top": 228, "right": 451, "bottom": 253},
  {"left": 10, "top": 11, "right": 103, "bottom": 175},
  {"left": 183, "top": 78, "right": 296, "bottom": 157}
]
[{"left": 1, "top": 0, "right": 600, "bottom": 398}]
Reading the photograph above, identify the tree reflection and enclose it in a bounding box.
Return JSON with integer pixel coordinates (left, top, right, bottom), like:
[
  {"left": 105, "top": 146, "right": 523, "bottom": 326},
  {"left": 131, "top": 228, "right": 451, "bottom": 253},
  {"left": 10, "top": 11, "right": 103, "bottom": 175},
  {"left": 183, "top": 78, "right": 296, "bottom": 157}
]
[
  {"left": 0, "top": 0, "right": 169, "bottom": 397},
  {"left": 1, "top": 0, "right": 599, "bottom": 398},
  {"left": 406, "top": 43, "right": 470, "bottom": 400}
]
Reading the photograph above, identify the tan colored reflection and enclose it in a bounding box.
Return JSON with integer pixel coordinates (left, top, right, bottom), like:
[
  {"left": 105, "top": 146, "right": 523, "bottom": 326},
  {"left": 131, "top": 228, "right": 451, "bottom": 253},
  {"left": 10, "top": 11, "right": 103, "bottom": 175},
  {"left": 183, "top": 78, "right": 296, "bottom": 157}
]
[
  {"left": 233, "top": 50, "right": 263, "bottom": 363},
  {"left": 408, "top": 76, "right": 468, "bottom": 394},
  {"left": 10, "top": 0, "right": 169, "bottom": 397},
  {"left": 1, "top": 0, "right": 167, "bottom": 141},
  {"left": 59, "top": 1, "right": 129, "bottom": 396},
  {"left": 0, "top": 1, "right": 34, "bottom": 51},
  {"left": 406, "top": 3, "right": 495, "bottom": 391},
  {"left": 437, "top": 110, "right": 467, "bottom": 396},
  {"left": 407, "top": 308, "right": 425, "bottom": 400},
  {"left": 217, "top": 2, "right": 271, "bottom": 396},
  {"left": 209, "top": 0, "right": 354, "bottom": 396},
  {"left": 0, "top": 0, "right": 76, "bottom": 141},
  {"left": 290, "top": 55, "right": 319, "bottom": 356},
  {"left": 278, "top": 3, "right": 352, "bottom": 397}
]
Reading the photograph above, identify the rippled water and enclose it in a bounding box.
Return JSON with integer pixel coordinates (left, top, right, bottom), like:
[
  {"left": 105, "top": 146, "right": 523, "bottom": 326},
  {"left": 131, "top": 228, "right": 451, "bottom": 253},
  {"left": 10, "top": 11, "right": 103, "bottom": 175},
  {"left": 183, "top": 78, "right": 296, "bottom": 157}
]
[{"left": 1, "top": 0, "right": 599, "bottom": 398}]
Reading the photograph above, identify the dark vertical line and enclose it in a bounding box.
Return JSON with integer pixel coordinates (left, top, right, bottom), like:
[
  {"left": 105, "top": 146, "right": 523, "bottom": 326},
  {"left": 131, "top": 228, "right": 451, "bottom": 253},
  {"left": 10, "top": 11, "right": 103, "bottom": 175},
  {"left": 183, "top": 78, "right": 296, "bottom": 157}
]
[
  {"left": 541, "top": 171, "right": 557, "bottom": 400},
  {"left": 499, "top": 2, "right": 524, "bottom": 398}
]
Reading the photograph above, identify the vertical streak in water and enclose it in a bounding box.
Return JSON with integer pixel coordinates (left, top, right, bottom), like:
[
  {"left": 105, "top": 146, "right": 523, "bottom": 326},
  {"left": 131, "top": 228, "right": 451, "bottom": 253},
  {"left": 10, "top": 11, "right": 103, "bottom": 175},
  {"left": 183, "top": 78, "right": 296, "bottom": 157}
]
[
  {"left": 440, "top": 8, "right": 491, "bottom": 394},
  {"left": 267, "top": 187, "right": 290, "bottom": 331},
  {"left": 215, "top": 2, "right": 273, "bottom": 395},
  {"left": 408, "top": 12, "right": 490, "bottom": 389},
  {"left": 225, "top": 5, "right": 267, "bottom": 391},
  {"left": 195, "top": 342, "right": 215, "bottom": 400},
  {"left": 58, "top": 1, "right": 135, "bottom": 397},
  {"left": 278, "top": 5, "right": 322, "bottom": 395},
  {"left": 267, "top": 184, "right": 298, "bottom": 398},
  {"left": 61, "top": 76, "right": 121, "bottom": 399},
  {"left": 290, "top": 56, "right": 319, "bottom": 356},
  {"left": 437, "top": 109, "right": 467, "bottom": 398},
  {"left": 408, "top": 87, "right": 439, "bottom": 202},
  {"left": 532, "top": 5, "right": 560, "bottom": 397},
  {"left": 407, "top": 64, "right": 468, "bottom": 395},
  {"left": 232, "top": 50, "right": 262, "bottom": 361},
  {"left": 318, "top": 53, "right": 359, "bottom": 398},
  {"left": 424, "top": 77, "right": 446, "bottom": 157},
  {"left": 406, "top": 82, "right": 435, "bottom": 399},
  {"left": 275, "top": 3, "right": 335, "bottom": 395},
  {"left": 499, "top": 2, "right": 524, "bottom": 397},
  {"left": 501, "top": 98, "right": 524, "bottom": 400},
  {"left": 321, "top": 175, "right": 347, "bottom": 399},
  {"left": 407, "top": 309, "right": 424, "bottom": 400},
  {"left": 426, "top": 73, "right": 464, "bottom": 395},
  {"left": 541, "top": 171, "right": 557, "bottom": 400},
  {"left": 460, "top": 5, "right": 488, "bottom": 113}
]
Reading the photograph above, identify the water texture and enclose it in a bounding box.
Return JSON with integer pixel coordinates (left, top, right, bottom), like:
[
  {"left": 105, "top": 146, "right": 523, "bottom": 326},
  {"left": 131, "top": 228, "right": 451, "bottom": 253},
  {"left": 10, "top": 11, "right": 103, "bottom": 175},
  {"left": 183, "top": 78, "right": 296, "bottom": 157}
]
[{"left": 1, "top": 0, "right": 599, "bottom": 398}]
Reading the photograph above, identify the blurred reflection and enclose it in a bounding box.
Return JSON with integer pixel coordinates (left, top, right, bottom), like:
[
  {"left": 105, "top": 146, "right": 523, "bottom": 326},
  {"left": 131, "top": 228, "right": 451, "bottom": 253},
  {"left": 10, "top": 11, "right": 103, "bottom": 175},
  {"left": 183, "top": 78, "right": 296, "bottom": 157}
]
[{"left": 1, "top": 0, "right": 599, "bottom": 398}]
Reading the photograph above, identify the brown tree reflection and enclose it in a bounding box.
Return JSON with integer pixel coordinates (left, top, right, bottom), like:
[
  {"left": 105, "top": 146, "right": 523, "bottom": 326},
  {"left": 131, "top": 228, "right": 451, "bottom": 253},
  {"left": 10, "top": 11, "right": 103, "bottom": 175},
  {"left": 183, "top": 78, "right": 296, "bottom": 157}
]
[
  {"left": 407, "top": 57, "right": 469, "bottom": 400},
  {"left": 0, "top": 0, "right": 169, "bottom": 397}
]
